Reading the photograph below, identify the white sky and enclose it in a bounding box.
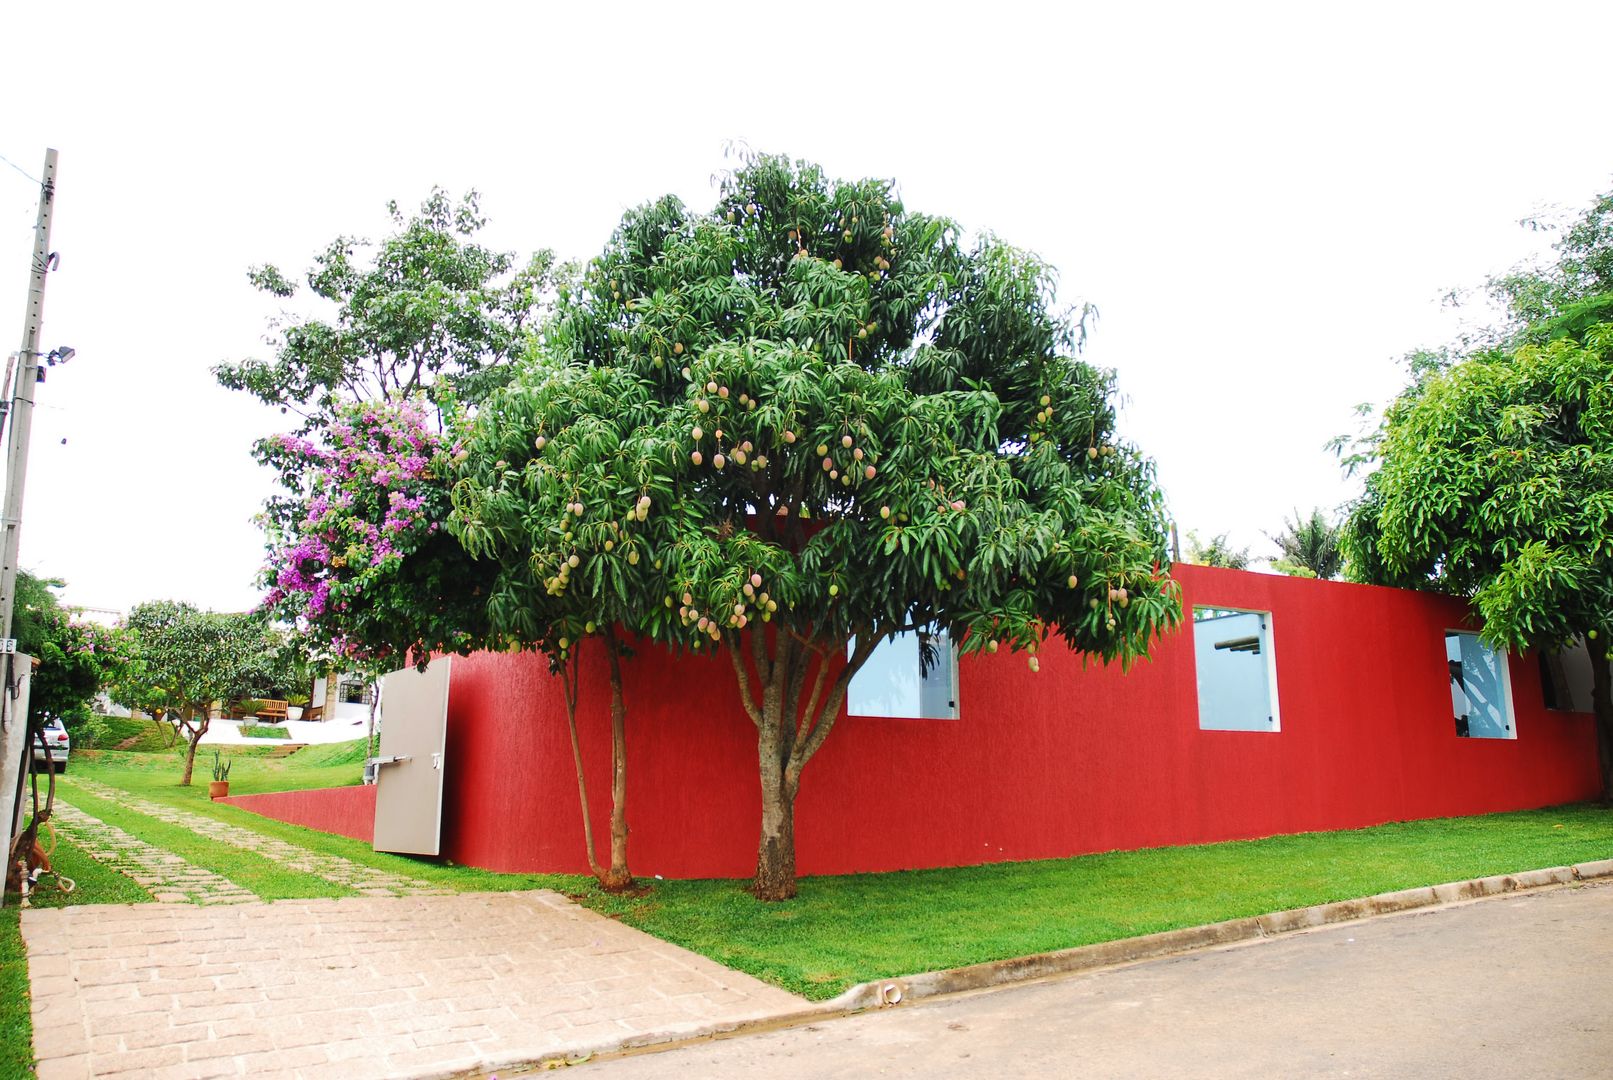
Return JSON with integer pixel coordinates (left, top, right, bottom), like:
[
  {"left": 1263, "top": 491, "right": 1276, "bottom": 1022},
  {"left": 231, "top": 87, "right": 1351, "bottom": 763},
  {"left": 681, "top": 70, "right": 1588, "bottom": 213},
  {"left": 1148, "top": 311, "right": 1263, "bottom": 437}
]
[{"left": 4, "top": 0, "right": 1611, "bottom": 615}]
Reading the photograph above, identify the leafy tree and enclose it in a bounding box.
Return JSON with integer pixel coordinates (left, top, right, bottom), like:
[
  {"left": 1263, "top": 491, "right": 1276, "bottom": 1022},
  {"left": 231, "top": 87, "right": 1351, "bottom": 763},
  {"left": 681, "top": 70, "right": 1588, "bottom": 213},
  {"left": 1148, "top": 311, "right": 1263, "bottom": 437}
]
[
  {"left": 215, "top": 189, "right": 557, "bottom": 429},
  {"left": 453, "top": 152, "right": 1180, "bottom": 900},
  {"left": 1185, "top": 531, "right": 1251, "bottom": 570},
  {"left": 454, "top": 361, "right": 678, "bottom": 890},
  {"left": 114, "top": 603, "right": 287, "bottom": 785},
  {"left": 1266, "top": 508, "right": 1342, "bottom": 580},
  {"left": 1346, "top": 179, "right": 1613, "bottom": 800},
  {"left": 12, "top": 571, "right": 121, "bottom": 738}
]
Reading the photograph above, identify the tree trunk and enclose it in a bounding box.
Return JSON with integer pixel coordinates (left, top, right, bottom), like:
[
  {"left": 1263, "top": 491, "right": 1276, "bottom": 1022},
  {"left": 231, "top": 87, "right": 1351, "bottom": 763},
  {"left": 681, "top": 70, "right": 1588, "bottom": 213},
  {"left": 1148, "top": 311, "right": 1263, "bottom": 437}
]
[
  {"left": 752, "top": 707, "right": 798, "bottom": 900},
  {"left": 365, "top": 681, "right": 380, "bottom": 762},
  {"left": 1591, "top": 652, "right": 1613, "bottom": 805},
  {"left": 603, "top": 635, "right": 633, "bottom": 892},
  {"left": 178, "top": 709, "right": 210, "bottom": 786},
  {"left": 734, "top": 628, "right": 881, "bottom": 902},
  {"left": 561, "top": 649, "right": 605, "bottom": 881}
]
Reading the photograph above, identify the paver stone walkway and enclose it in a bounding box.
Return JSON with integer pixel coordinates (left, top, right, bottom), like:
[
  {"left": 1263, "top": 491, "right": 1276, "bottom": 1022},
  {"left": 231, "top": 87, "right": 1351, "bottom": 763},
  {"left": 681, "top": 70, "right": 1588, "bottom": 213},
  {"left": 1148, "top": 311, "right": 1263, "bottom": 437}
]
[
  {"left": 24, "top": 889, "right": 805, "bottom": 1079},
  {"left": 46, "top": 802, "right": 258, "bottom": 905},
  {"left": 66, "top": 777, "right": 448, "bottom": 897}
]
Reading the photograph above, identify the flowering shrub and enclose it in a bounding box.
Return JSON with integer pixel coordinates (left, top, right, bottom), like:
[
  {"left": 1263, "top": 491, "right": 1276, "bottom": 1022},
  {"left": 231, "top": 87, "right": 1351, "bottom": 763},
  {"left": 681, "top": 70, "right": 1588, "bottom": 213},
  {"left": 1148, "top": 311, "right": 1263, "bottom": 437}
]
[{"left": 258, "top": 397, "right": 491, "bottom": 668}]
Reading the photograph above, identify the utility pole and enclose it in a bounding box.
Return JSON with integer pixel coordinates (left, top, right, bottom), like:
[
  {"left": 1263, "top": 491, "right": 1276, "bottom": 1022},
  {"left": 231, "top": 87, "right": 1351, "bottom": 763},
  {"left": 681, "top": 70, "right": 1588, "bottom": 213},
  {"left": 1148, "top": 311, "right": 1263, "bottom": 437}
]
[
  {"left": 0, "top": 148, "right": 58, "bottom": 646},
  {"left": 2, "top": 148, "right": 58, "bottom": 900}
]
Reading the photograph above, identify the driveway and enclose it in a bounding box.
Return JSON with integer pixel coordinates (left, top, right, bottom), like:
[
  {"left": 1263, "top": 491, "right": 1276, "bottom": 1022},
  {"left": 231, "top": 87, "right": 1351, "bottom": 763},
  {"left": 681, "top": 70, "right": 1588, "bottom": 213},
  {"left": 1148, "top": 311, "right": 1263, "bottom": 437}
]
[
  {"left": 23, "top": 891, "right": 803, "bottom": 1079},
  {"left": 574, "top": 880, "right": 1613, "bottom": 1079}
]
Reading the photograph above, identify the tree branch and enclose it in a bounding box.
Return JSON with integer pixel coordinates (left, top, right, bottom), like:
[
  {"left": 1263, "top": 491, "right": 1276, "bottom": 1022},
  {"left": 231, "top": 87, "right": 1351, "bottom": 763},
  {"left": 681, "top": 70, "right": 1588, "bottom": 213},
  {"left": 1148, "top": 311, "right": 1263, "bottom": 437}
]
[{"left": 725, "top": 630, "right": 764, "bottom": 730}]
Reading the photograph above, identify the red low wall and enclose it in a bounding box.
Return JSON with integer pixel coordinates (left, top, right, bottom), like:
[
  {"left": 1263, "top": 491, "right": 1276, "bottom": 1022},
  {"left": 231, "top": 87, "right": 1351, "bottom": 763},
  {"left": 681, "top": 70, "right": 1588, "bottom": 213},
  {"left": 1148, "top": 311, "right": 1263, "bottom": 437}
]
[
  {"left": 223, "top": 784, "right": 376, "bottom": 844},
  {"left": 439, "top": 565, "right": 1601, "bottom": 878}
]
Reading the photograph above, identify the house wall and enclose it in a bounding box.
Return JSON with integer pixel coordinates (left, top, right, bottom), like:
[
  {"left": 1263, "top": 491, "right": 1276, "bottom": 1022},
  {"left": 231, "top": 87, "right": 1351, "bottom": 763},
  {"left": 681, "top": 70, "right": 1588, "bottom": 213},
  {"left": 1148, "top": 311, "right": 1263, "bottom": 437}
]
[{"left": 432, "top": 565, "right": 1600, "bottom": 878}]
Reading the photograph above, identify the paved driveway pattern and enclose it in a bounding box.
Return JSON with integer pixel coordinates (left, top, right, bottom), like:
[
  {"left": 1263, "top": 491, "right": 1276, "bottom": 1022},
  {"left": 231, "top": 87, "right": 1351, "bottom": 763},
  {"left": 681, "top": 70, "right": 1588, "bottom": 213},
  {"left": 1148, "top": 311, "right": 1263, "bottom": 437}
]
[
  {"left": 23, "top": 890, "right": 804, "bottom": 1079},
  {"left": 66, "top": 778, "right": 447, "bottom": 897},
  {"left": 48, "top": 802, "right": 258, "bottom": 906},
  {"left": 577, "top": 880, "right": 1613, "bottom": 1079}
]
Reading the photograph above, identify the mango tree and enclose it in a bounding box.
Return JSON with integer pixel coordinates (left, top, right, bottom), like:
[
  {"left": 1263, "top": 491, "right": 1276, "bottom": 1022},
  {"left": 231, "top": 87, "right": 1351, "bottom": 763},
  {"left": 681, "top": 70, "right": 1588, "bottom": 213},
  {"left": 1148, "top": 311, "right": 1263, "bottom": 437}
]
[
  {"left": 464, "top": 153, "right": 1180, "bottom": 900},
  {"left": 1345, "top": 302, "right": 1613, "bottom": 799},
  {"left": 452, "top": 361, "right": 687, "bottom": 890}
]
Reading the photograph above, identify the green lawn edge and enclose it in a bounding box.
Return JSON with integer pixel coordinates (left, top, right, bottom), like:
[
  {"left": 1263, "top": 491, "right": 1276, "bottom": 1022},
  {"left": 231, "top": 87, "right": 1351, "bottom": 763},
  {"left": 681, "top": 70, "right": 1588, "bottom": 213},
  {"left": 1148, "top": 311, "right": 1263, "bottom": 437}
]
[
  {"left": 56, "top": 752, "right": 1613, "bottom": 1003},
  {"left": 582, "top": 803, "right": 1613, "bottom": 999}
]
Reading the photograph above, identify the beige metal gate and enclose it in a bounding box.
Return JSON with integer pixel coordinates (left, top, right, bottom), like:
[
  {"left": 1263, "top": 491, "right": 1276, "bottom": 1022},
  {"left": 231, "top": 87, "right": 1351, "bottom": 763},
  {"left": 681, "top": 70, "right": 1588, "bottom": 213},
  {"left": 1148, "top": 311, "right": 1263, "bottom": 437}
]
[{"left": 371, "top": 656, "right": 451, "bottom": 856}]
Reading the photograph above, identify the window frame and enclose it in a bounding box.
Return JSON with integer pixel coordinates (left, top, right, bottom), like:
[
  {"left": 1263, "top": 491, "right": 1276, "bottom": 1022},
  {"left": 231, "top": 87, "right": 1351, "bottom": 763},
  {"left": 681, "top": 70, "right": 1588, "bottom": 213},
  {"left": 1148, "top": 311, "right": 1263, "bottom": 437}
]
[
  {"left": 1191, "top": 605, "right": 1281, "bottom": 734},
  {"left": 1444, "top": 629, "right": 1517, "bottom": 740}
]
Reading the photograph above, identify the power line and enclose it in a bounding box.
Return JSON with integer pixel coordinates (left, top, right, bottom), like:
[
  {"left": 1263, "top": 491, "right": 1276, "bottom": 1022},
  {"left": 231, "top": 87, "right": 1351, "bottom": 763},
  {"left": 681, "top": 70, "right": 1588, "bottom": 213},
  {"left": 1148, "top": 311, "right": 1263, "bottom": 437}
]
[{"left": 0, "top": 153, "right": 41, "bottom": 186}]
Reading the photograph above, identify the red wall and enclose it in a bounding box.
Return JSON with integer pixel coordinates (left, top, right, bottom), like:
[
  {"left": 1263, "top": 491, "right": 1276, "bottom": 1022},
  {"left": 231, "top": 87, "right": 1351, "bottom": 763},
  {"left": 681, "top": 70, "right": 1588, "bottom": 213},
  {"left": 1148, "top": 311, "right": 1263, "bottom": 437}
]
[
  {"left": 222, "top": 784, "right": 376, "bottom": 844},
  {"left": 437, "top": 565, "right": 1600, "bottom": 878}
]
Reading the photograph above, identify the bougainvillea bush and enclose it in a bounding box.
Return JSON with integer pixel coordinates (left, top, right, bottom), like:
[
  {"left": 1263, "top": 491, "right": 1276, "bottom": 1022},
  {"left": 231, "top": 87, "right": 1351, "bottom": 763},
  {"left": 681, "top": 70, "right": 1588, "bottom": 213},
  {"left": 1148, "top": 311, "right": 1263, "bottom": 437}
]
[{"left": 258, "top": 397, "right": 491, "bottom": 669}]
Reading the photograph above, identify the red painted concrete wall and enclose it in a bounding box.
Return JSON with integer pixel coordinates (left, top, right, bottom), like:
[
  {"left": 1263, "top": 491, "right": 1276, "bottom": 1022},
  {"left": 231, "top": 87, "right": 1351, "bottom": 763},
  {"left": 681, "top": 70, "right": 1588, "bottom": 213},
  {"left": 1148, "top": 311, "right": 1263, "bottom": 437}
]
[
  {"left": 223, "top": 784, "right": 376, "bottom": 844},
  {"left": 434, "top": 565, "right": 1600, "bottom": 878}
]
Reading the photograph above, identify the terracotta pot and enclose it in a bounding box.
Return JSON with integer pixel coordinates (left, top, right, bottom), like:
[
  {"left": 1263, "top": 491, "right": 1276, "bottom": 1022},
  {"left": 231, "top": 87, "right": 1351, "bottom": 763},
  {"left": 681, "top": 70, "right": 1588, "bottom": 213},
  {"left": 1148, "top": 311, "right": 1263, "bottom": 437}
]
[{"left": 209, "top": 781, "right": 230, "bottom": 800}]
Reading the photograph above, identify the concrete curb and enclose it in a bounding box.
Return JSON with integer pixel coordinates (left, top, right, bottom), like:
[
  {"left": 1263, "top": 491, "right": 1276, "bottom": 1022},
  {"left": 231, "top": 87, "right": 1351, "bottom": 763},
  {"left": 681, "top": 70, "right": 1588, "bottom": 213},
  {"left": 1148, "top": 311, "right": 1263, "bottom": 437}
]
[
  {"left": 474, "top": 859, "right": 1613, "bottom": 1078},
  {"left": 815, "top": 858, "right": 1613, "bottom": 1013}
]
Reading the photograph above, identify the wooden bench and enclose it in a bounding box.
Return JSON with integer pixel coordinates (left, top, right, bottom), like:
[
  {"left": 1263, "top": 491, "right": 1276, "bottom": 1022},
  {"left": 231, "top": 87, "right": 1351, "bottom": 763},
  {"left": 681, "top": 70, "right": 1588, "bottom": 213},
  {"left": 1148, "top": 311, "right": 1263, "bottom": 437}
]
[
  {"left": 255, "top": 699, "right": 289, "bottom": 723},
  {"left": 302, "top": 705, "right": 323, "bottom": 722}
]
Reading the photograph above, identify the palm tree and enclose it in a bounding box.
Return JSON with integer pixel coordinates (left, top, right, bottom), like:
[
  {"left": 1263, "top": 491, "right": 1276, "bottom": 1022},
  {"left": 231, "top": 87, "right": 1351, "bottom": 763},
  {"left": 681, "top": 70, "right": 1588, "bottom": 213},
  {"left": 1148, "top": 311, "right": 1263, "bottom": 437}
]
[{"left": 1267, "top": 508, "right": 1342, "bottom": 580}]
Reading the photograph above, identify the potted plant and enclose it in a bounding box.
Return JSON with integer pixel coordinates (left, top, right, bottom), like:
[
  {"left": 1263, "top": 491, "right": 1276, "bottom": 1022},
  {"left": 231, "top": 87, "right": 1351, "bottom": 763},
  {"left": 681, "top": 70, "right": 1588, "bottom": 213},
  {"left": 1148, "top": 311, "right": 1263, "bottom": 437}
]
[
  {"left": 286, "top": 692, "right": 309, "bottom": 722},
  {"left": 209, "top": 751, "right": 232, "bottom": 800}
]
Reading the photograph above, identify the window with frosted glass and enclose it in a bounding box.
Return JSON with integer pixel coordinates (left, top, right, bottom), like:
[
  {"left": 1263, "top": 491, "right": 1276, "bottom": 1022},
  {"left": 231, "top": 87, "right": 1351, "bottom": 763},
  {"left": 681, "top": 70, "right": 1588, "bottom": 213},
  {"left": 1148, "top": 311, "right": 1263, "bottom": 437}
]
[
  {"left": 1193, "top": 608, "right": 1278, "bottom": 732},
  {"left": 847, "top": 628, "right": 958, "bottom": 719},
  {"left": 1446, "top": 632, "right": 1512, "bottom": 738}
]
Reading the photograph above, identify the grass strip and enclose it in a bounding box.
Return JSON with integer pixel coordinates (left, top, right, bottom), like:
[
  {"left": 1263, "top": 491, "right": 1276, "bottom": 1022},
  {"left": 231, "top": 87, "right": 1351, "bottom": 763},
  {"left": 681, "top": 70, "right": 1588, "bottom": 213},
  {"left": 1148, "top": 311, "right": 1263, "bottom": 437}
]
[
  {"left": 28, "top": 833, "right": 155, "bottom": 908},
  {"left": 0, "top": 907, "right": 33, "bottom": 1079},
  {"left": 64, "top": 763, "right": 581, "bottom": 898},
  {"left": 584, "top": 802, "right": 1613, "bottom": 999},
  {"left": 53, "top": 779, "right": 358, "bottom": 901}
]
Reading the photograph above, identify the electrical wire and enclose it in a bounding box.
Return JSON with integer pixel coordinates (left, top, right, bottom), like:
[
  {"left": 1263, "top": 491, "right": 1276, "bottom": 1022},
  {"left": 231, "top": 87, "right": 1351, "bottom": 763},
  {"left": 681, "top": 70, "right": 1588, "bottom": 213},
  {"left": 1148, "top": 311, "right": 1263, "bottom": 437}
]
[{"left": 0, "top": 152, "right": 42, "bottom": 186}]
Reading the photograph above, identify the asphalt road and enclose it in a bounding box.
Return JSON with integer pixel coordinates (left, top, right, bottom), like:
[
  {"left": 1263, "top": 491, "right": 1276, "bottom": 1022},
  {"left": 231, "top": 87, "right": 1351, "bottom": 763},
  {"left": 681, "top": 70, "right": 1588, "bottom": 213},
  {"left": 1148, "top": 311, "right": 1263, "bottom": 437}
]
[{"left": 575, "top": 880, "right": 1613, "bottom": 1079}]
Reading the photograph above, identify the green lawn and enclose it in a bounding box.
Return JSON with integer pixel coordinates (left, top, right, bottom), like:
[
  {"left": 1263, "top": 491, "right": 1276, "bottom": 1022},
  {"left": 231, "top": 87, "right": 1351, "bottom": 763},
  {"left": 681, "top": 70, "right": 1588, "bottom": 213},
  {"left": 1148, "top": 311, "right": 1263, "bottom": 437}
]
[{"left": 37, "top": 745, "right": 1613, "bottom": 1003}]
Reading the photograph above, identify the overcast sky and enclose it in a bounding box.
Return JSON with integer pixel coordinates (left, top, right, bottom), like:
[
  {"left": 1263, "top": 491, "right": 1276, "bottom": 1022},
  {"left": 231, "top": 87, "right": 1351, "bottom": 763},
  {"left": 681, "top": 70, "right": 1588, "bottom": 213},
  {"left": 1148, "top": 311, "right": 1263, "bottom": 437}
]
[{"left": 4, "top": 1, "right": 1611, "bottom": 615}]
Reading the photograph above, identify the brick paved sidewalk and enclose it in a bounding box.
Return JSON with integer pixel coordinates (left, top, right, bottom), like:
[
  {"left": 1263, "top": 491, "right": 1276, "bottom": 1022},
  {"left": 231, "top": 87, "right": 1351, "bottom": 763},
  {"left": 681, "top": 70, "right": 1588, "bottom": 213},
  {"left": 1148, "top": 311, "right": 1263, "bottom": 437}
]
[
  {"left": 66, "top": 778, "right": 448, "bottom": 897},
  {"left": 23, "top": 890, "right": 805, "bottom": 1079}
]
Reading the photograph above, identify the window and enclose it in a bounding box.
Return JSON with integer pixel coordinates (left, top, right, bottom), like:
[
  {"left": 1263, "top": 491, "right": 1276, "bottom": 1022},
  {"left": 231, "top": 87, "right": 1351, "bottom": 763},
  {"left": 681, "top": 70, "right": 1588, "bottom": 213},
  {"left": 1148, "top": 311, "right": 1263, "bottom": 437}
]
[
  {"left": 1446, "top": 632, "right": 1512, "bottom": 738},
  {"left": 848, "top": 627, "right": 958, "bottom": 719},
  {"left": 1193, "top": 607, "right": 1278, "bottom": 732},
  {"left": 338, "top": 680, "right": 372, "bottom": 707}
]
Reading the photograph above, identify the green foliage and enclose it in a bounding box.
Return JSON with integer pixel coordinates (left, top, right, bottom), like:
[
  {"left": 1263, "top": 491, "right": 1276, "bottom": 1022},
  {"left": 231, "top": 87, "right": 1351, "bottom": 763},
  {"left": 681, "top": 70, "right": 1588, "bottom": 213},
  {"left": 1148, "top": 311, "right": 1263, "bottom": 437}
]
[
  {"left": 239, "top": 725, "right": 290, "bottom": 739},
  {"left": 1266, "top": 508, "right": 1342, "bottom": 580},
  {"left": 1185, "top": 531, "right": 1250, "bottom": 570},
  {"left": 211, "top": 751, "right": 232, "bottom": 782},
  {"left": 12, "top": 571, "right": 122, "bottom": 734},
  {"left": 215, "top": 189, "right": 558, "bottom": 429},
  {"left": 1345, "top": 324, "right": 1613, "bottom": 651},
  {"left": 453, "top": 151, "right": 1179, "bottom": 668},
  {"left": 111, "top": 602, "right": 286, "bottom": 722}
]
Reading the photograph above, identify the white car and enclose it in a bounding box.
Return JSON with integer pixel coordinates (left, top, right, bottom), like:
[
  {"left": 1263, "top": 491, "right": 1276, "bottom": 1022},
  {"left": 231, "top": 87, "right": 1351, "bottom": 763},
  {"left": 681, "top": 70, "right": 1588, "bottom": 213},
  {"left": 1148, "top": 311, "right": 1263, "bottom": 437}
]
[{"left": 31, "top": 716, "right": 70, "bottom": 773}]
